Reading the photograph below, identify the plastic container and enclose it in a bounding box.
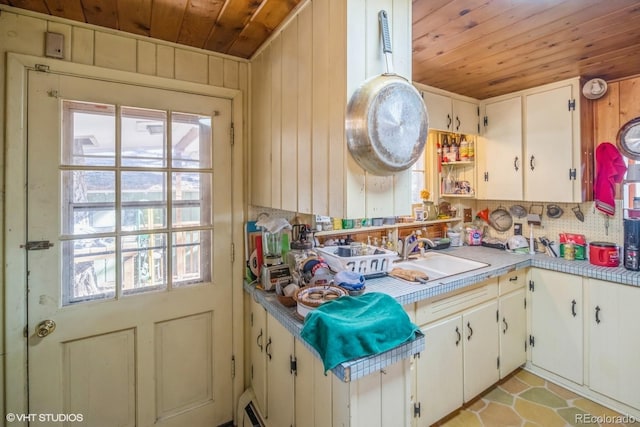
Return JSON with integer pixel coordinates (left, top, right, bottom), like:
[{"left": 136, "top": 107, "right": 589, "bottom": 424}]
[
  {"left": 588, "top": 242, "right": 619, "bottom": 267},
  {"left": 315, "top": 245, "right": 397, "bottom": 277},
  {"left": 447, "top": 231, "right": 462, "bottom": 247}
]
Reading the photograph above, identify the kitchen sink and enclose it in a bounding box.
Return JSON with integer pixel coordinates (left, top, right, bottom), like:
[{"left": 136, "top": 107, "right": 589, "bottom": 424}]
[{"left": 391, "top": 252, "right": 489, "bottom": 282}]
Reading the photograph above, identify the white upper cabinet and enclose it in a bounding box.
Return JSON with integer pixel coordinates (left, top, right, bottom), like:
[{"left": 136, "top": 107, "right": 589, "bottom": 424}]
[
  {"left": 420, "top": 86, "right": 479, "bottom": 135},
  {"left": 477, "top": 95, "right": 523, "bottom": 200},
  {"left": 478, "top": 77, "right": 591, "bottom": 203},
  {"left": 524, "top": 83, "right": 577, "bottom": 202}
]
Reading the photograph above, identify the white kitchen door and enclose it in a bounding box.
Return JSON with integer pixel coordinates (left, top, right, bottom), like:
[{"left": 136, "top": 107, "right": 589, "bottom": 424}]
[{"left": 26, "top": 70, "right": 234, "bottom": 426}]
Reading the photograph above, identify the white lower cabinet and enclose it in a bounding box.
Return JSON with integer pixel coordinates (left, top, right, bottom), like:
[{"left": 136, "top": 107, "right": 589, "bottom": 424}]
[
  {"left": 265, "top": 317, "right": 295, "bottom": 427},
  {"left": 414, "top": 280, "right": 501, "bottom": 426},
  {"left": 250, "top": 298, "right": 268, "bottom": 417},
  {"left": 415, "top": 315, "right": 463, "bottom": 426},
  {"left": 588, "top": 279, "right": 640, "bottom": 410},
  {"left": 529, "top": 269, "right": 583, "bottom": 385},
  {"left": 249, "top": 295, "right": 413, "bottom": 427},
  {"left": 462, "top": 300, "right": 500, "bottom": 400},
  {"left": 249, "top": 297, "right": 295, "bottom": 427},
  {"left": 527, "top": 271, "right": 640, "bottom": 418},
  {"left": 498, "top": 270, "right": 527, "bottom": 378}
]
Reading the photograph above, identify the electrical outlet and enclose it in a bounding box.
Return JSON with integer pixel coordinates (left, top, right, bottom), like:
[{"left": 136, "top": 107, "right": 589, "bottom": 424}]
[{"left": 514, "top": 223, "right": 522, "bottom": 235}]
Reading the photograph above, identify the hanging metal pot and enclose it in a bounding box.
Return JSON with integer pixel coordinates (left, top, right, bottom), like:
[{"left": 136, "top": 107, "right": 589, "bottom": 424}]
[{"left": 346, "top": 10, "right": 429, "bottom": 176}]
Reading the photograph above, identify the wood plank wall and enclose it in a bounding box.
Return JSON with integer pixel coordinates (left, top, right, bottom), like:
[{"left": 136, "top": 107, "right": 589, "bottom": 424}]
[
  {"left": 593, "top": 75, "right": 640, "bottom": 201},
  {"left": 250, "top": 0, "right": 413, "bottom": 220}
]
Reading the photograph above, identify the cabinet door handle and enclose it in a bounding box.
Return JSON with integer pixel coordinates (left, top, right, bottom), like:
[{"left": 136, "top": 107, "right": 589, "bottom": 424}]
[
  {"left": 595, "top": 306, "right": 601, "bottom": 324},
  {"left": 447, "top": 114, "right": 452, "bottom": 129},
  {"left": 509, "top": 276, "right": 518, "bottom": 282},
  {"left": 455, "top": 326, "right": 461, "bottom": 346},
  {"left": 514, "top": 156, "right": 519, "bottom": 171},
  {"left": 503, "top": 317, "right": 508, "bottom": 334},
  {"left": 266, "top": 337, "right": 272, "bottom": 360},
  {"left": 456, "top": 116, "right": 461, "bottom": 131},
  {"left": 467, "top": 321, "right": 473, "bottom": 340},
  {"left": 571, "top": 299, "right": 577, "bottom": 317},
  {"left": 257, "top": 329, "right": 263, "bottom": 352},
  {"left": 529, "top": 155, "right": 535, "bottom": 171}
]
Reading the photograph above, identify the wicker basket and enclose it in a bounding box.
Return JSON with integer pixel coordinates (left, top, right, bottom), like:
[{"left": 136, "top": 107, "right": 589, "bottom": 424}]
[
  {"left": 275, "top": 282, "right": 297, "bottom": 307},
  {"left": 277, "top": 294, "right": 297, "bottom": 307}
]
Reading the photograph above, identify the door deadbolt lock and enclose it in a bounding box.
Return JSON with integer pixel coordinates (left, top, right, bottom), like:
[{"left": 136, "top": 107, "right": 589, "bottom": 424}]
[{"left": 36, "top": 319, "right": 56, "bottom": 338}]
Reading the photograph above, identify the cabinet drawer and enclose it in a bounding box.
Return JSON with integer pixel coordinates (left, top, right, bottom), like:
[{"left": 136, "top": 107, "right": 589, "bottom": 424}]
[
  {"left": 499, "top": 269, "right": 526, "bottom": 295},
  {"left": 416, "top": 280, "right": 498, "bottom": 325}
]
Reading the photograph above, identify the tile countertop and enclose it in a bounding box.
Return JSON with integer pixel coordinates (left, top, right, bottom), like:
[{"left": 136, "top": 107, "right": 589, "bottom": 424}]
[{"left": 244, "top": 246, "right": 640, "bottom": 383}]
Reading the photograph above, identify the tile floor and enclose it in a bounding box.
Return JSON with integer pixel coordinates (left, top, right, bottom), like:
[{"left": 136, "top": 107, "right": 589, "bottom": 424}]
[{"left": 435, "top": 369, "right": 640, "bottom": 427}]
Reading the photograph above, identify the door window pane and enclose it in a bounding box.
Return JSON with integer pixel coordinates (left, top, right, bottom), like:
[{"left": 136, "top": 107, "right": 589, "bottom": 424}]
[
  {"left": 172, "top": 112, "right": 212, "bottom": 169},
  {"left": 63, "top": 101, "right": 116, "bottom": 167},
  {"left": 63, "top": 238, "right": 116, "bottom": 304},
  {"left": 172, "top": 230, "right": 211, "bottom": 287},
  {"left": 61, "top": 101, "right": 215, "bottom": 305},
  {"left": 122, "top": 233, "right": 167, "bottom": 293},
  {"left": 172, "top": 172, "right": 212, "bottom": 227},
  {"left": 62, "top": 170, "right": 116, "bottom": 234},
  {"left": 121, "top": 107, "right": 166, "bottom": 167},
  {"left": 121, "top": 171, "right": 167, "bottom": 231}
]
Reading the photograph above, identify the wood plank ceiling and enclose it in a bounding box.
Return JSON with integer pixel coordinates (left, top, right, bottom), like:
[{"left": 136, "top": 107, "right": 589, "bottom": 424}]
[{"left": 2, "top": 0, "right": 640, "bottom": 99}]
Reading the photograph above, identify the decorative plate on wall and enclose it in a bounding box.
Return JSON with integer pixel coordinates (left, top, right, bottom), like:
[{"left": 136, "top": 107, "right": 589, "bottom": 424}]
[{"left": 617, "top": 117, "right": 640, "bottom": 160}]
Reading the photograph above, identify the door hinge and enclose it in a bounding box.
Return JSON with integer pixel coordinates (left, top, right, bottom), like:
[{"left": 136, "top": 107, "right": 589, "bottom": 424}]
[
  {"left": 231, "top": 355, "right": 236, "bottom": 379},
  {"left": 21, "top": 240, "right": 54, "bottom": 250},
  {"left": 497, "top": 356, "right": 500, "bottom": 370},
  {"left": 231, "top": 242, "right": 235, "bottom": 263},
  {"left": 568, "top": 99, "right": 576, "bottom": 111},
  {"left": 230, "top": 122, "right": 235, "bottom": 146},
  {"left": 250, "top": 312, "right": 254, "bottom": 327},
  {"left": 569, "top": 168, "right": 577, "bottom": 180},
  {"left": 483, "top": 116, "right": 488, "bottom": 127},
  {"left": 478, "top": 123, "right": 480, "bottom": 134},
  {"left": 290, "top": 355, "right": 297, "bottom": 376},
  {"left": 529, "top": 335, "right": 535, "bottom": 347},
  {"left": 414, "top": 402, "right": 421, "bottom": 418},
  {"left": 525, "top": 339, "right": 527, "bottom": 352},
  {"left": 35, "top": 64, "right": 50, "bottom": 73},
  {"left": 477, "top": 106, "right": 480, "bottom": 116},
  {"left": 484, "top": 171, "right": 489, "bottom": 182},
  {"left": 251, "top": 364, "right": 254, "bottom": 379},
  {"left": 528, "top": 280, "right": 534, "bottom": 291},
  {"left": 524, "top": 297, "right": 527, "bottom": 309},
  {"left": 496, "top": 309, "right": 499, "bottom": 322},
  {"left": 413, "top": 352, "right": 421, "bottom": 359}
]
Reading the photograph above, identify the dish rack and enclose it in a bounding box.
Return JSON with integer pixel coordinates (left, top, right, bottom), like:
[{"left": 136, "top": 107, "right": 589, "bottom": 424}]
[{"left": 315, "top": 245, "right": 397, "bottom": 277}]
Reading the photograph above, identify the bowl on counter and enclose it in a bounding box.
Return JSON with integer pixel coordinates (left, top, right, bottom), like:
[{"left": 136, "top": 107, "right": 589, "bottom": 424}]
[{"left": 293, "top": 285, "right": 348, "bottom": 319}]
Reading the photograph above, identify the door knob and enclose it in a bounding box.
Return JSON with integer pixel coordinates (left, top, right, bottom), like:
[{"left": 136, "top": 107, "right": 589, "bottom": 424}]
[{"left": 36, "top": 319, "right": 56, "bottom": 338}]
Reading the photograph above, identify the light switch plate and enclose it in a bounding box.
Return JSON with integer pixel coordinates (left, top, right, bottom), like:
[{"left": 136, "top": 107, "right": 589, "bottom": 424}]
[{"left": 45, "top": 32, "right": 64, "bottom": 59}]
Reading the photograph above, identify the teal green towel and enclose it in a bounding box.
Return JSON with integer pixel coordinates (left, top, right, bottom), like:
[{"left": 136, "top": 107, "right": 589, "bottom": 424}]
[{"left": 300, "top": 292, "right": 419, "bottom": 372}]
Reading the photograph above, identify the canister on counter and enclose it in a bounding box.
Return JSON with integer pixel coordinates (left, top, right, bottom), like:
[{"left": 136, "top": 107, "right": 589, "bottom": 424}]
[{"left": 564, "top": 242, "right": 575, "bottom": 260}]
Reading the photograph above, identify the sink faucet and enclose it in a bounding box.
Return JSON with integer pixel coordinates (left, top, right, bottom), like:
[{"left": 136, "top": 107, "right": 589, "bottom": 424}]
[{"left": 401, "top": 236, "right": 436, "bottom": 261}]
